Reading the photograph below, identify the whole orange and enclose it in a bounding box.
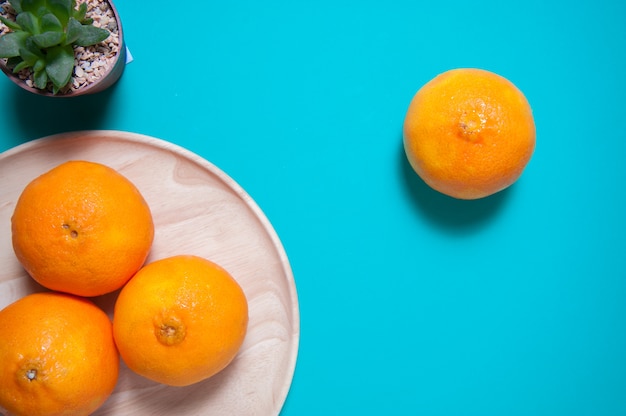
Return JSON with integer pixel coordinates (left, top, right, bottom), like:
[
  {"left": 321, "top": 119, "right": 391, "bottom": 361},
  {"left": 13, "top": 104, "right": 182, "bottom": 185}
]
[
  {"left": 403, "top": 68, "right": 536, "bottom": 199},
  {"left": 0, "top": 292, "right": 119, "bottom": 416},
  {"left": 112, "top": 255, "right": 249, "bottom": 386},
  {"left": 11, "top": 160, "right": 154, "bottom": 297}
]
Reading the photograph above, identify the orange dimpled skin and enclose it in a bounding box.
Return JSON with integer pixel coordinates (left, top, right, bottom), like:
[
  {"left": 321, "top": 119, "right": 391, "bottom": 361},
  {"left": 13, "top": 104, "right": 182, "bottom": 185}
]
[
  {"left": 403, "top": 68, "right": 536, "bottom": 199},
  {"left": 11, "top": 160, "right": 155, "bottom": 297},
  {"left": 113, "top": 255, "right": 249, "bottom": 387},
  {"left": 0, "top": 292, "right": 119, "bottom": 416}
]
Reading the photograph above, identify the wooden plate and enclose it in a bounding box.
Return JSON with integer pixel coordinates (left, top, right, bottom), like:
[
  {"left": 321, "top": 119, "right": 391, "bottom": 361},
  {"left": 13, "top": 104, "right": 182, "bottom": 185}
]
[{"left": 0, "top": 131, "right": 299, "bottom": 416}]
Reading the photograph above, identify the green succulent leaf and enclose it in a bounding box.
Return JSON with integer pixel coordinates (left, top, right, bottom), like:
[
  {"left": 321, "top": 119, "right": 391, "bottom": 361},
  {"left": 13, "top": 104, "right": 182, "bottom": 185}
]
[
  {"left": 72, "top": 2, "right": 88, "bottom": 23},
  {"left": 33, "top": 66, "right": 48, "bottom": 89},
  {"left": 0, "top": 31, "right": 29, "bottom": 57},
  {"left": 31, "top": 12, "right": 65, "bottom": 48},
  {"left": 0, "top": 15, "right": 23, "bottom": 31},
  {"left": 66, "top": 17, "right": 108, "bottom": 46},
  {"left": 64, "top": 16, "right": 80, "bottom": 44},
  {"left": 33, "top": 58, "right": 46, "bottom": 72},
  {"left": 19, "top": 0, "right": 45, "bottom": 14},
  {"left": 45, "top": 43, "right": 73, "bottom": 89},
  {"left": 13, "top": 59, "right": 30, "bottom": 72},
  {"left": 19, "top": 43, "right": 41, "bottom": 65},
  {"left": 33, "top": 58, "right": 45, "bottom": 72},
  {"left": 32, "top": 30, "right": 64, "bottom": 48},
  {"left": 39, "top": 12, "right": 63, "bottom": 32},
  {"left": 15, "top": 11, "right": 39, "bottom": 34},
  {"left": 48, "top": 0, "right": 73, "bottom": 26},
  {"left": 23, "top": 36, "right": 45, "bottom": 56}
]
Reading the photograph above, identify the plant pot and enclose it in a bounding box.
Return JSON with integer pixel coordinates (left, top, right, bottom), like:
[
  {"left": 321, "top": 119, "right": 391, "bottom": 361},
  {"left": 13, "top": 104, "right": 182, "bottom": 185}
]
[{"left": 0, "top": 0, "right": 126, "bottom": 97}]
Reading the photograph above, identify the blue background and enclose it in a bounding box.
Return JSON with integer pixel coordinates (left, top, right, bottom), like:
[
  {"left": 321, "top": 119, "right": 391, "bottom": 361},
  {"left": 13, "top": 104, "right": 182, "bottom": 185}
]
[{"left": 1, "top": 0, "right": 626, "bottom": 414}]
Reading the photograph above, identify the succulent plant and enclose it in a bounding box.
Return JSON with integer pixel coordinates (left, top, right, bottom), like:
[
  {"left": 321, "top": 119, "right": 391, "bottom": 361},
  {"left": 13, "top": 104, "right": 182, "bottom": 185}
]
[{"left": 0, "top": 0, "right": 109, "bottom": 93}]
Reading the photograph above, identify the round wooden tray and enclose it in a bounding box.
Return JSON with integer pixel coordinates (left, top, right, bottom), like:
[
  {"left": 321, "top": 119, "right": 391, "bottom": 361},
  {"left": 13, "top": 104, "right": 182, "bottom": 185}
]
[{"left": 0, "top": 131, "right": 299, "bottom": 416}]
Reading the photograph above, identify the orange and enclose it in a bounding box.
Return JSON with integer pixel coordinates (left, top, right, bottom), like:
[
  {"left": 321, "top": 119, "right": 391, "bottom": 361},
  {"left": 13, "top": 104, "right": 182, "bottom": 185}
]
[
  {"left": 11, "top": 160, "right": 154, "bottom": 297},
  {"left": 112, "top": 255, "right": 249, "bottom": 386},
  {"left": 0, "top": 292, "right": 119, "bottom": 416},
  {"left": 403, "top": 68, "right": 536, "bottom": 199}
]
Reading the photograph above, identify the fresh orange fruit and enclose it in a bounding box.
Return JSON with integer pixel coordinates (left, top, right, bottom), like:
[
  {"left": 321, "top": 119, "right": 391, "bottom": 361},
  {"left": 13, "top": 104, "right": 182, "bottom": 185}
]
[
  {"left": 112, "top": 255, "right": 249, "bottom": 386},
  {"left": 403, "top": 68, "right": 536, "bottom": 199},
  {"left": 11, "top": 160, "right": 154, "bottom": 297},
  {"left": 0, "top": 292, "right": 119, "bottom": 416}
]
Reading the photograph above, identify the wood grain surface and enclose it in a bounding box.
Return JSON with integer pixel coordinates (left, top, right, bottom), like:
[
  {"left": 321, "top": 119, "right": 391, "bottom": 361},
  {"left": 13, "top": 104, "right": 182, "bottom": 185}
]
[{"left": 0, "top": 131, "right": 299, "bottom": 416}]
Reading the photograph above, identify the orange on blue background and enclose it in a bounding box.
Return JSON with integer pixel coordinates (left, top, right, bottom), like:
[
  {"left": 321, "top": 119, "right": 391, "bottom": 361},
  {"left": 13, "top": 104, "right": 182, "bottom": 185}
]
[{"left": 1, "top": 1, "right": 625, "bottom": 414}]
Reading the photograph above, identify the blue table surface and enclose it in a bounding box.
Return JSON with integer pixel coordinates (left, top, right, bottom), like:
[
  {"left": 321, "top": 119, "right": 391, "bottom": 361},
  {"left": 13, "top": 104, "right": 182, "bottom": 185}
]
[{"left": 2, "top": 1, "right": 626, "bottom": 415}]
